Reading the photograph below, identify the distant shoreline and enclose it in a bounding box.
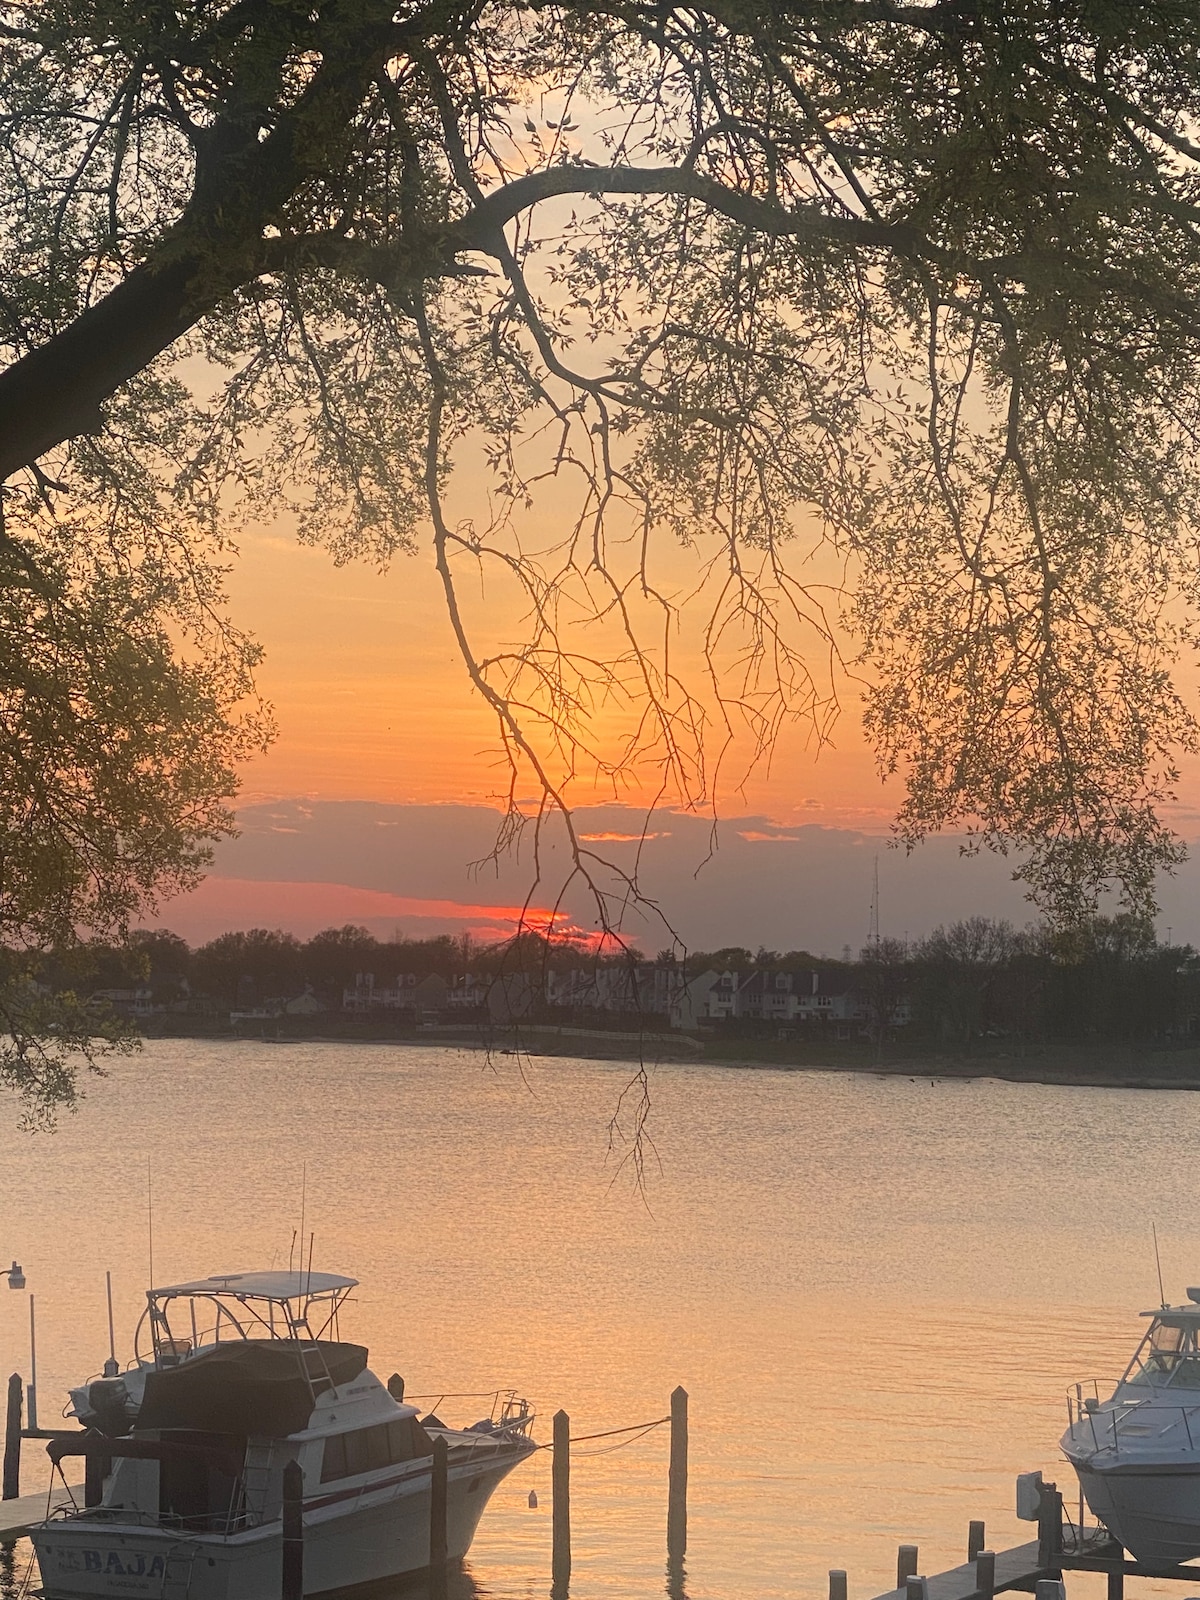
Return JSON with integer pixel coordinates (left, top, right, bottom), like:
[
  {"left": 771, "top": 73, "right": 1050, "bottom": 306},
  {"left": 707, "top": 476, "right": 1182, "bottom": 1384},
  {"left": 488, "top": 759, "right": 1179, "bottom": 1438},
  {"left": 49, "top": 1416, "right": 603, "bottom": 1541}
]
[{"left": 150, "top": 1017, "right": 1200, "bottom": 1090}]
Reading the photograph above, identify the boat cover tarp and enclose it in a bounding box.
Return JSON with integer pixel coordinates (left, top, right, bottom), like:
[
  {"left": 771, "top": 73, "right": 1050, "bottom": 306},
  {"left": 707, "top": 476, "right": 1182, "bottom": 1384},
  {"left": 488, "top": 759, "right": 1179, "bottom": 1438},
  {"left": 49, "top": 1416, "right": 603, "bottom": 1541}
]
[
  {"left": 48, "top": 1430, "right": 243, "bottom": 1477},
  {"left": 134, "top": 1341, "right": 368, "bottom": 1437}
]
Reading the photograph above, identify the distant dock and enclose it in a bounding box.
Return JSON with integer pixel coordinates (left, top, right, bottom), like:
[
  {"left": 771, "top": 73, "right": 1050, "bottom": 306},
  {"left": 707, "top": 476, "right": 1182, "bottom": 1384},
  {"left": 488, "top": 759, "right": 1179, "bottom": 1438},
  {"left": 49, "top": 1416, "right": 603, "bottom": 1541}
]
[{"left": 857, "top": 1483, "right": 1200, "bottom": 1600}]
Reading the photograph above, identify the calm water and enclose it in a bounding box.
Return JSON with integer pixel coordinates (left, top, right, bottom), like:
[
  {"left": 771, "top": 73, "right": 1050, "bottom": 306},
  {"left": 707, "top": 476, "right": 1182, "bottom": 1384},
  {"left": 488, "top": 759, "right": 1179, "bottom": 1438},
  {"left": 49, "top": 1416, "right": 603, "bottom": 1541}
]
[{"left": 0, "top": 1041, "right": 1192, "bottom": 1600}]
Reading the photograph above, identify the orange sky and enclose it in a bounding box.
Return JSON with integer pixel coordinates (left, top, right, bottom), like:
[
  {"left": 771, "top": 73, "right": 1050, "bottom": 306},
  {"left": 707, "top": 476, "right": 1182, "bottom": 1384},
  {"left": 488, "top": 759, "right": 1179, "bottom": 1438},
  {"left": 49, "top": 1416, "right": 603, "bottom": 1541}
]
[
  {"left": 137, "top": 505, "right": 1200, "bottom": 948},
  {"left": 226, "top": 519, "right": 902, "bottom": 832},
  {"left": 226, "top": 516, "right": 1200, "bottom": 839}
]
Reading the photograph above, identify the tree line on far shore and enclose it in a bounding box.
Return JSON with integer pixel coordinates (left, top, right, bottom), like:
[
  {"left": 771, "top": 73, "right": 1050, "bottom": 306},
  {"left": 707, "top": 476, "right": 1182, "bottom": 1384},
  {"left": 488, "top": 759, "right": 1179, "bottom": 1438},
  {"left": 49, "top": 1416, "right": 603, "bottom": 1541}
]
[{"left": 23, "top": 913, "right": 1200, "bottom": 1051}]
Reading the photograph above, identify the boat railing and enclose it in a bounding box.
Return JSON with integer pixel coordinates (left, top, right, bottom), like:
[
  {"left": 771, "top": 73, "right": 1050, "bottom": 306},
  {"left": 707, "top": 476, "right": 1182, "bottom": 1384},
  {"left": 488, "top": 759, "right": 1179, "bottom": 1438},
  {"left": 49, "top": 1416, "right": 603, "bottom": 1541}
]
[
  {"left": 1066, "top": 1387, "right": 1200, "bottom": 1454},
  {"left": 408, "top": 1388, "right": 535, "bottom": 1439},
  {"left": 51, "top": 1501, "right": 249, "bottom": 1536},
  {"left": 493, "top": 1392, "right": 535, "bottom": 1438}
]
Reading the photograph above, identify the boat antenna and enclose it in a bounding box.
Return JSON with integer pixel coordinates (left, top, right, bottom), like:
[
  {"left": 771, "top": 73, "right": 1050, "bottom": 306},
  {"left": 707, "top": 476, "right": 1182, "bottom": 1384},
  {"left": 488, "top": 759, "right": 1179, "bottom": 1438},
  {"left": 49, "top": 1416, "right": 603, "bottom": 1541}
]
[
  {"left": 298, "top": 1162, "right": 306, "bottom": 1287},
  {"left": 306, "top": 1231, "right": 314, "bottom": 1301},
  {"left": 147, "top": 1158, "right": 154, "bottom": 1293},
  {"left": 105, "top": 1270, "right": 116, "bottom": 1371},
  {"left": 288, "top": 1229, "right": 297, "bottom": 1275},
  {"left": 1153, "top": 1221, "right": 1167, "bottom": 1307}
]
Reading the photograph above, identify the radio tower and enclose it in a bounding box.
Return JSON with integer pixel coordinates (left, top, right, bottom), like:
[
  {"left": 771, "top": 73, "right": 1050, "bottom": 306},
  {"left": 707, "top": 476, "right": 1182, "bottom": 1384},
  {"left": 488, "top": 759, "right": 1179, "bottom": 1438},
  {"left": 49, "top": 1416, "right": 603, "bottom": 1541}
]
[{"left": 868, "top": 856, "right": 880, "bottom": 949}]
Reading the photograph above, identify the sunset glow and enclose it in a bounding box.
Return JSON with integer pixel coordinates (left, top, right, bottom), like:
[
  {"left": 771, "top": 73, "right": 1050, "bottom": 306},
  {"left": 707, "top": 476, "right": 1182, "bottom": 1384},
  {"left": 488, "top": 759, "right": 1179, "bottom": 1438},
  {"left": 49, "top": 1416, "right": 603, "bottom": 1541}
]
[{"left": 229, "top": 524, "right": 894, "bottom": 826}]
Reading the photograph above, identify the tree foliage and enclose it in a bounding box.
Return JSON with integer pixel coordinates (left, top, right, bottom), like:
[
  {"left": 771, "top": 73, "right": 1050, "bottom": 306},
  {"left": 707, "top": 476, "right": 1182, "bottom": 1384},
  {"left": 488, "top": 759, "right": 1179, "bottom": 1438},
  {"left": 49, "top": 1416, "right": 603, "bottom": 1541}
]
[{"left": 6, "top": 0, "right": 1200, "bottom": 1108}]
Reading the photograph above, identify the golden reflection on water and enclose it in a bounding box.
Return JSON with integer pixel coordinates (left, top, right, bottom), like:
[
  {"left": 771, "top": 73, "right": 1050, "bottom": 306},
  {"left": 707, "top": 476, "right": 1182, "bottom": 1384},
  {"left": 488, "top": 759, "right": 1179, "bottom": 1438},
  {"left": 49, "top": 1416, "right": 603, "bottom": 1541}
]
[{"left": 0, "top": 1043, "right": 1193, "bottom": 1600}]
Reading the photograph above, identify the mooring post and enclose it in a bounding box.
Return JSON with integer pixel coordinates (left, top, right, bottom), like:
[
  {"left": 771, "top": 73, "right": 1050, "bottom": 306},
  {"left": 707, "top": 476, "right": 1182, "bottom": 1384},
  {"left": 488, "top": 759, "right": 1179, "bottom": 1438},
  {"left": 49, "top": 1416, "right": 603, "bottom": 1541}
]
[
  {"left": 829, "top": 1570, "right": 848, "bottom": 1600},
  {"left": 1037, "top": 1484, "right": 1063, "bottom": 1567},
  {"left": 1106, "top": 1562, "right": 1124, "bottom": 1600},
  {"left": 668, "top": 1384, "right": 688, "bottom": 1564},
  {"left": 430, "top": 1434, "right": 448, "bottom": 1570},
  {"left": 2, "top": 1376, "right": 19, "bottom": 1500},
  {"left": 281, "top": 1459, "right": 303, "bottom": 1600},
  {"left": 552, "top": 1408, "right": 571, "bottom": 1592},
  {"left": 26, "top": 1297, "right": 37, "bottom": 1433},
  {"left": 1035, "top": 1582, "right": 1066, "bottom": 1600},
  {"left": 387, "top": 1373, "right": 405, "bottom": 1402},
  {"left": 905, "top": 1577, "right": 927, "bottom": 1600},
  {"left": 897, "top": 1546, "right": 919, "bottom": 1590},
  {"left": 975, "top": 1550, "right": 995, "bottom": 1600},
  {"left": 968, "top": 1521, "right": 985, "bottom": 1562}
]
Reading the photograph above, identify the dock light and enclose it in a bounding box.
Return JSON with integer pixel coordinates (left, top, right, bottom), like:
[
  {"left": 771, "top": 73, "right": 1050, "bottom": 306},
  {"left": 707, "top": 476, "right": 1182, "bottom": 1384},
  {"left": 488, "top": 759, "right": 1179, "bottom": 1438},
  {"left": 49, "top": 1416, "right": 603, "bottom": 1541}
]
[{"left": 6, "top": 1262, "right": 24, "bottom": 1291}]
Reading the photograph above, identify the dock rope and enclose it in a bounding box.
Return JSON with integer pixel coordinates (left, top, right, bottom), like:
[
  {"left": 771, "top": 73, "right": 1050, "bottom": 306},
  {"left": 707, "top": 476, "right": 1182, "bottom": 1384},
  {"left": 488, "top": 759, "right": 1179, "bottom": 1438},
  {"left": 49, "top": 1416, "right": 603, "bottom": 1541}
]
[
  {"left": 534, "top": 1416, "right": 672, "bottom": 1456},
  {"left": 405, "top": 1392, "right": 673, "bottom": 1456},
  {"left": 404, "top": 1391, "right": 503, "bottom": 1401}
]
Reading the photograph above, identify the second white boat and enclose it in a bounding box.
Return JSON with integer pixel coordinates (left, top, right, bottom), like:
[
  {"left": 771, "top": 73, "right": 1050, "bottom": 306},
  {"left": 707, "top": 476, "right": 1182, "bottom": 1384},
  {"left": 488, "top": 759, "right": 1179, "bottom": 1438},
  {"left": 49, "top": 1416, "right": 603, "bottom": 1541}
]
[{"left": 1062, "top": 1289, "right": 1200, "bottom": 1562}]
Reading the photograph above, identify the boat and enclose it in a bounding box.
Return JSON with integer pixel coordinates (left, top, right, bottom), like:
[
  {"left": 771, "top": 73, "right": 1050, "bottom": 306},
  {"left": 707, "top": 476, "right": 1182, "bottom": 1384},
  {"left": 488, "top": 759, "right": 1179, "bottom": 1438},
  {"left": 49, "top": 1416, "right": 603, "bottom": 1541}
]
[
  {"left": 1061, "top": 1289, "right": 1200, "bottom": 1561},
  {"left": 29, "top": 1269, "right": 535, "bottom": 1598}
]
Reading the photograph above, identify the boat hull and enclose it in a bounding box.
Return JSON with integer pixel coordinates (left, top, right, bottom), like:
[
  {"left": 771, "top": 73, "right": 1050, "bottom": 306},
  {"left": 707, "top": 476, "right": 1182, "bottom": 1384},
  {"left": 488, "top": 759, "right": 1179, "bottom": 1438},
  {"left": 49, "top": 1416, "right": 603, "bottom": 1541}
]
[
  {"left": 1070, "top": 1459, "right": 1200, "bottom": 1563},
  {"left": 32, "top": 1446, "right": 529, "bottom": 1600}
]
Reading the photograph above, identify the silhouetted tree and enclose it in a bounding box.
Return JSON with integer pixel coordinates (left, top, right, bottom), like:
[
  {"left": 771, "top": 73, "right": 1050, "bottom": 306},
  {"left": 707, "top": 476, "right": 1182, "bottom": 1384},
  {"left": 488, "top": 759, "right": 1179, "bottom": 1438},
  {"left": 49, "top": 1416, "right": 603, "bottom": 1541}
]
[{"left": 194, "top": 929, "right": 304, "bottom": 1007}]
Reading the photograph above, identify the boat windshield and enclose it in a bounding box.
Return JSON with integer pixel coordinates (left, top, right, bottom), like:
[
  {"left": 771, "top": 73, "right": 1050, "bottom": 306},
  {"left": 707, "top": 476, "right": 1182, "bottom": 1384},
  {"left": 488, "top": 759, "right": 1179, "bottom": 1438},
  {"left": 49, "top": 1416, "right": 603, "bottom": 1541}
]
[{"left": 1128, "top": 1316, "right": 1200, "bottom": 1388}]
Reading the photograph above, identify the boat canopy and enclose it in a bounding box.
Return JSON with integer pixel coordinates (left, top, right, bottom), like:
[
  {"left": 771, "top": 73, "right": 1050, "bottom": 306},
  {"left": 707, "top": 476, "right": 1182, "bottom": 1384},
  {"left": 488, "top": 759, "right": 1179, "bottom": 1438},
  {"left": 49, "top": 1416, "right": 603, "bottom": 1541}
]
[
  {"left": 137, "top": 1339, "right": 369, "bottom": 1435},
  {"left": 151, "top": 1271, "right": 357, "bottom": 1301},
  {"left": 137, "top": 1271, "right": 358, "bottom": 1368}
]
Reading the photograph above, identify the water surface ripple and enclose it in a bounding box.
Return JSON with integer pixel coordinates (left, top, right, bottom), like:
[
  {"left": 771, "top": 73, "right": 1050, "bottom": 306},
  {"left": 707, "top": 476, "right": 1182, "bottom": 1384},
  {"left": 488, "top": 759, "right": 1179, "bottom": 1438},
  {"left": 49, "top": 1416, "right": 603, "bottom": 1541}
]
[{"left": 0, "top": 1043, "right": 1188, "bottom": 1600}]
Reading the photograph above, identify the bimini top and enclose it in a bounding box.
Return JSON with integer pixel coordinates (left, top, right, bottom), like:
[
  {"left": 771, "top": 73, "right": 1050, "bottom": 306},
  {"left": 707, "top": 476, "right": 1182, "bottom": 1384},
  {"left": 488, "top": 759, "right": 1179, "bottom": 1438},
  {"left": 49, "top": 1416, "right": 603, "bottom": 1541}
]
[{"left": 151, "top": 1270, "right": 357, "bottom": 1302}]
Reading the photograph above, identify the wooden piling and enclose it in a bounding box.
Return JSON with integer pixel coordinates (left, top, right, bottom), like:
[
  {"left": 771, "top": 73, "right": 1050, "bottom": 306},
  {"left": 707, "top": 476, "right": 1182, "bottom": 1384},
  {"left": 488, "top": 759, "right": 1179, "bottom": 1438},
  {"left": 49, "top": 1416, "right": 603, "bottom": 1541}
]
[
  {"left": 897, "top": 1546, "right": 918, "bottom": 1589},
  {"left": 552, "top": 1408, "right": 571, "bottom": 1591},
  {"left": 975, "top": 1550, "right": 995, "bottom": 1600},
  {"left": 281, "top": 1459, "right": 303, "bottom": 1600},
  {"left": 829, "top": 1570, "right": 848, "bottom": 1600},
  {"left": 968, "top": 1521, "right": 985, "bottom": 1562},
  {"left": 905, "top": 1577, "right": 927, "bottom": 1600},
  {"left": 1107, "top": 1564, "right": 1124, "bottom": 1600},
  {"left": 387, "top": 1373, "right": 405, "bottom": 1402},
  {"left": 668, "top": 1385, "right": 688, "bottom": 1563},
  {"left": 1037, "top": 1485, "right": 1063, "bottom": 1568},
  {"left": 430, "top": 1434, "right": 448, "bottom": 1569},
  {"left": 2, "top": 1376, "right": 20, "bottom": 1501}
]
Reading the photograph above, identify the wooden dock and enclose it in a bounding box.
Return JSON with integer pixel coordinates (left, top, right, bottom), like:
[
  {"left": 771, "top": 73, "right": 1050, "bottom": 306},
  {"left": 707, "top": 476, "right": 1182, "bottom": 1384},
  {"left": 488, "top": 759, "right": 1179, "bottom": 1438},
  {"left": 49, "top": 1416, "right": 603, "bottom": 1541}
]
[
  {"left": 0, "top": 1483, "right": 83, "bottom": 1540},
  {"left": 860, "top": 1483, "right": 1200, "bottom": 1600},
  {"left": 869, "top": 1541, "right": 1048, "bottom": 1600}
]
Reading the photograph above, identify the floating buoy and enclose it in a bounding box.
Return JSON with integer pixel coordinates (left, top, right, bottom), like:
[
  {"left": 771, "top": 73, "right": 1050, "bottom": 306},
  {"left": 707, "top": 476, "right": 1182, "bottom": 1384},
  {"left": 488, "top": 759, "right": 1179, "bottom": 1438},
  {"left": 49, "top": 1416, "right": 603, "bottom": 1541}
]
[{"left": 528, "top": 1490, "right": 538, "bottom": 1508}]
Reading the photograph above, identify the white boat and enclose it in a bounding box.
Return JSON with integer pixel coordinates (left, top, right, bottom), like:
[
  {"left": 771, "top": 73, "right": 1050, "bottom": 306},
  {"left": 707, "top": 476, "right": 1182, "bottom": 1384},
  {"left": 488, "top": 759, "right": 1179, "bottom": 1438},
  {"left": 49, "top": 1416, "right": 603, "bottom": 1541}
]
[
  {"left": 30, "top": 1269, "right": 535, "bottom": 1599},
  {"left": 1061, "top": 1289, "right": 1200, "bottom": 1562}
]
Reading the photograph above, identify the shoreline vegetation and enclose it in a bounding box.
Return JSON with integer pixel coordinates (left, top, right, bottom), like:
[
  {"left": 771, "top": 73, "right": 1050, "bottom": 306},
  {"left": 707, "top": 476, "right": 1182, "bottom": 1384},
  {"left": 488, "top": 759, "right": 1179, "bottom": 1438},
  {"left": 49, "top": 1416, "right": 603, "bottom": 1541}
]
[
  {"left": 48, "top": 915, "right": 1200, "bottom": 1095},
  {"left": 140, "top": 1013, "right": 1200, "bottom": 1092}
]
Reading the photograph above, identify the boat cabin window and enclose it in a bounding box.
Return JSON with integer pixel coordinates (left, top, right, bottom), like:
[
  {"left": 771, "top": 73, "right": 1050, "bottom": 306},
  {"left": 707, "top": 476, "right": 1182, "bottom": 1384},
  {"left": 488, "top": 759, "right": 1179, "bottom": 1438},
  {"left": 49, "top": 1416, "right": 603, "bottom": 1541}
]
[
  {"left": 320, "top": 1417, "right": 434, "bottom": 1481},
  {"left": 1132, "top": 1317, "right": 1200, "bottom": 1387}
]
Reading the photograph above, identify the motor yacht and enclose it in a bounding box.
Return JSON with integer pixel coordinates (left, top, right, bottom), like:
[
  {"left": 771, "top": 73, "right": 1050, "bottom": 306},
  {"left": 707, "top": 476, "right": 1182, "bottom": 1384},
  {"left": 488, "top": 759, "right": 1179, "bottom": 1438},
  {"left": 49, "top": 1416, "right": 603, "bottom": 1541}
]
[
  {"left": 29, "top": 1269, "right": 535, "bottom": 1598},
  {"left": 1061, "top": 1289, "right": 1200, "bottom": 1562}
]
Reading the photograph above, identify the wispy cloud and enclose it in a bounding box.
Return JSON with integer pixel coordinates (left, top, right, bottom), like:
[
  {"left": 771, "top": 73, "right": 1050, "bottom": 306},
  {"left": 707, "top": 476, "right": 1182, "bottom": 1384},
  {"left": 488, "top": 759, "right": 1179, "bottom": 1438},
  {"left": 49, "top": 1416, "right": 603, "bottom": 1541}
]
[
  {"left": 148, "top": 875, "right": 570, "bottom": 946},
  {"left": 579, "top": 830, "right": 671, "bottom": 843}
]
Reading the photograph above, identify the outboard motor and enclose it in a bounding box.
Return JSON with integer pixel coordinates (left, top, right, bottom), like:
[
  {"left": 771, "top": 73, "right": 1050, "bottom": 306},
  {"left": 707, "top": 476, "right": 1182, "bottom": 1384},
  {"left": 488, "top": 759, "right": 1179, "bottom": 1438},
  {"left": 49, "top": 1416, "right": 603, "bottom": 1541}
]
[{"left": 68, "top": 1371, "right": 145, "bottom": 1436}]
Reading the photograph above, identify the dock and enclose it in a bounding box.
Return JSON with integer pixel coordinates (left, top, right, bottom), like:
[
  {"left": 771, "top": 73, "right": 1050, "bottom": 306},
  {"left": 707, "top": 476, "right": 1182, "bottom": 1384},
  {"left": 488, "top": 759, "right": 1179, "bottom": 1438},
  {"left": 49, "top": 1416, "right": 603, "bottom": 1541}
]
[
  {"left": 0, "top": 1484, "right": 83, "bottom": 1540},
  {"left": 869, "top": 1541, "right": 1047, "bottom": 1600},
  {"left": 859, "top": 1482, "right": 1200, "bottom": 1600}
]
